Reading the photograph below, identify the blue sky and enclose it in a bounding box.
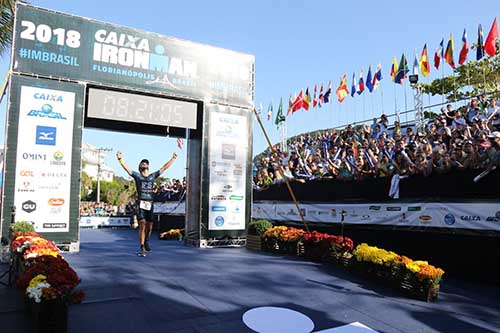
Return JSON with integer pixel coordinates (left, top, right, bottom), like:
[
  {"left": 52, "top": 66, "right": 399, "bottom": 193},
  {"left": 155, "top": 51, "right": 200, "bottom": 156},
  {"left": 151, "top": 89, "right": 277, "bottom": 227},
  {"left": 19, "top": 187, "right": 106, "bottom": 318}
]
[{"left": 1, "top": 0, "right": 499, "bottom": 180}]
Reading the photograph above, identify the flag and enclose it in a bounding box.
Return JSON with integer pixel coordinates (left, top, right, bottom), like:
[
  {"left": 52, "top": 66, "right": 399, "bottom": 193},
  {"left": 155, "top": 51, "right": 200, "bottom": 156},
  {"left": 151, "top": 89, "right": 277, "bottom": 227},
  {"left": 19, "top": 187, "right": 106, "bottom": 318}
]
[
  {"left": 357, "top": 69, "right": 365, "bottom": 95},
  {"left": 390, "top": 56, "right": 398, "bottom": 82},
  {"left": 366, "top": 66, "right": 374, "bottom": 92},
  {"left": 445, "top": 34, "right": 455, "bottom": 69},
  {"left": 351, "top": 72, "right": 357, "bottom": 97},
  {"left": 413, "top": 51, "right": 419, "bottom": 75},
  {"left": 484, "top": 17, "right": 498, "bottom": 57},
  {"left": 420, "top": 44, "right": 430, "bottom": 77},
  {"left": 336, "top": 75, "right": 349, "bottom": 103},
  {"left": 372, "top": 64, "right": 382, "bottom": 90},
  {"left": 394, "top": 53, "right": 409, "bottom": 84},
  {"left": 177, "top": 138, "right": 184, "bottom": 149},
  {"left": 312, "top": 84, "right": 318, "bottom": 107},
  {"left": 459, "top": 29, "right": 469, "bottom": 65},
  {"left": 287, "top": 94, "right": 293, "bottom": 115},
  {"left": 275, "top": 97, "right": 285, "bottom": 129},
  {"left": 318, "top": 84, "right": 324, "bottom": 107},
  {"left": 434, "top": 39, "right": 444, "bottom": 69},
  {"left": 257, "top": 102, "right": 263, "bottom": 114},
  {"left": 323, "top": 81, "right": 332, "bottom": 103},
  {"left": 303, "top": 87, "right": 311, "bottom": 111},
  {"left": 267, "top": 102, "right": 273, "bottom": 120},
  {"left": 291, "top": 90, "right": 303, "bottom": 112},
  {"left": 477, "top": 24, "right": 485, "bottom": 60}
]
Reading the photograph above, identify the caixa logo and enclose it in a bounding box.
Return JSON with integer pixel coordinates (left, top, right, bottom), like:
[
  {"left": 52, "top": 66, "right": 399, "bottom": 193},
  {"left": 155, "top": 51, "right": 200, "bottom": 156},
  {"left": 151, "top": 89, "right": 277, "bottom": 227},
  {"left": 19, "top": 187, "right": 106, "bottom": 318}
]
[
  {"left": 460, "top": 216, "right": 481, "bottom": 221},
  {"left": 22, "top": 200, "right": 37, "bottom": 213},
  {"left": 48, "top": 198, "right": 65, "bottom": 206}
]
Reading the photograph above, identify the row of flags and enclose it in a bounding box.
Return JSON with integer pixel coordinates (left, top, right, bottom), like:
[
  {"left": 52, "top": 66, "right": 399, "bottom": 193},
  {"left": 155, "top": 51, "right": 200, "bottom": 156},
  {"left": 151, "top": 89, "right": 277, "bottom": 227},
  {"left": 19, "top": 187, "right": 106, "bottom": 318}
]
[{"left": 260, "top": 17, "right": 499, "bottom": 128}]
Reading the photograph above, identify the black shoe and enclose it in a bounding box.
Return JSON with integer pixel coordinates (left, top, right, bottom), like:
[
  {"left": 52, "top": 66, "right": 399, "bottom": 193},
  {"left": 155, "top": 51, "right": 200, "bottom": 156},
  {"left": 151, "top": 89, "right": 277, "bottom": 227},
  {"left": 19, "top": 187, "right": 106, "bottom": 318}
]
[
  {"left": 144, "top": 241, "right": 151, "bottom": 252},
  {"left": 137, "top": 247, "right": 147, "bottom": 257}
]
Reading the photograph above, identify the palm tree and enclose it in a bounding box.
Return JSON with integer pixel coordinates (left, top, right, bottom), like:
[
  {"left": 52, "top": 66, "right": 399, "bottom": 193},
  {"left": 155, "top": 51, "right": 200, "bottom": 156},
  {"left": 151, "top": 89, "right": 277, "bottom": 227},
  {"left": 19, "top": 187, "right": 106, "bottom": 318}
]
[{"left": 0, "top": 0, "right": 16, "bottom": 57}]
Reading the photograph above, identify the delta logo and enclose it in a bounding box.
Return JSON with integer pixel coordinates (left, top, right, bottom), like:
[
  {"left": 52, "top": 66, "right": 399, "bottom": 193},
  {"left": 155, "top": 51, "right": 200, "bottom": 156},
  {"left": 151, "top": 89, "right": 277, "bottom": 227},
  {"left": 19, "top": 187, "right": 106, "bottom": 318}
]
[{"left": 48, "top": 198, "right": 65, "bottom": 206}]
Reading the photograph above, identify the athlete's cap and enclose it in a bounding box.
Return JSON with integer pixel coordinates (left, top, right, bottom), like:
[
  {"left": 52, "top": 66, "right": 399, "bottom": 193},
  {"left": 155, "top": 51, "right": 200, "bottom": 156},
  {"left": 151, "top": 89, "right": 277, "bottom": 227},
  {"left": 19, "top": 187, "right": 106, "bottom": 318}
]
[{"left": 140, "top": 159, "right": 149, "bottom": 165}]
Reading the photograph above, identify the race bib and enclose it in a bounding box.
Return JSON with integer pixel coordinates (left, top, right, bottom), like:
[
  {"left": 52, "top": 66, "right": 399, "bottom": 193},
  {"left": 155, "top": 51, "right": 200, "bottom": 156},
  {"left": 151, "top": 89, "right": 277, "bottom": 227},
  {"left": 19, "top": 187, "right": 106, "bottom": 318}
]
[{"left": 139, "top": 200, "right": 152, "bottom": 211}]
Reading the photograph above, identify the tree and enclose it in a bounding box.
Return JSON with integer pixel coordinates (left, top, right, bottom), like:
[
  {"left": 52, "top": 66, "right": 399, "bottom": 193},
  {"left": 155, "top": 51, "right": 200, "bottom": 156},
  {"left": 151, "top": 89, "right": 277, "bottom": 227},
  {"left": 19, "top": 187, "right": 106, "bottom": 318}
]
[
  {"left": 0, "top": 0, "right": 16, "bottom": 57},
  {"left": 420, "top": 41, "right": 500, "bottom": 101}
]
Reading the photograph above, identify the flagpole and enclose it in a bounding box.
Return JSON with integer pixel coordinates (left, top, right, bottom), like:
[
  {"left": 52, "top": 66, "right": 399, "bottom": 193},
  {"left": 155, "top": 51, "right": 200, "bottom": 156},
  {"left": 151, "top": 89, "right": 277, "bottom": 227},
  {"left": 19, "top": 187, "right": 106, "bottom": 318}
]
[
  {"left": 441, "top": 58, "right": 445, "bottom": 103},
  {"left": 404, "top": 78, "right": 408, "bottom": 125},
  {"left": 393, "top": 81, "right": 397, "bottom": 116},
  {"left": 362, "top": 92, "right": 366, "bottom": 124},
  {"left": 380, "top": 82, "right": 385, "bottom": 116},
  {"left": 371, "top": 94, "right": 374, "bottom": 122},
  {"left": 253, "top": 108, "right": 310, "bottom": 232}
]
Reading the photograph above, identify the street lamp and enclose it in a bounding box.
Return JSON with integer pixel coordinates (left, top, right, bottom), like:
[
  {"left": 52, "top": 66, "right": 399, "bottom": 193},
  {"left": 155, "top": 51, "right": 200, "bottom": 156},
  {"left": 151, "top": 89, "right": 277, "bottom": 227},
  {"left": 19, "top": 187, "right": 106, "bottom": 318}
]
[{"left": 94, "top": 147, "right": 112, "bottom": 203}]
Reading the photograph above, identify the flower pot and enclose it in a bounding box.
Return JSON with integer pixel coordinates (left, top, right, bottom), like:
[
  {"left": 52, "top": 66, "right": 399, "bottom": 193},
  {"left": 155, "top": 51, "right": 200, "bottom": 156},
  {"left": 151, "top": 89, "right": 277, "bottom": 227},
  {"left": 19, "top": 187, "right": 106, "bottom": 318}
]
[
  {"left": 246, "top": 235, "right": 262, "bottom": 251},
  {"left": 28, "top": 299, "right": 68, "bottom": 333}
]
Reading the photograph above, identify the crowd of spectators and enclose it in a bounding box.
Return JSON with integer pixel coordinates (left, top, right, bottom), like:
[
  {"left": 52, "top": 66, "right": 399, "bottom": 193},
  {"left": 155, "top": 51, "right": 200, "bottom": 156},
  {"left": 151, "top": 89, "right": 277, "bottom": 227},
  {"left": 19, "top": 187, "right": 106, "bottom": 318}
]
[
  {"left": 254, "top": 96, "right": 500, "bottom": 190},
  {"left": 152, "top": 177, "right": 187, "bottom": 202},
  {"left": 80, "top": 178, "right": 187, "bottom": 216}
]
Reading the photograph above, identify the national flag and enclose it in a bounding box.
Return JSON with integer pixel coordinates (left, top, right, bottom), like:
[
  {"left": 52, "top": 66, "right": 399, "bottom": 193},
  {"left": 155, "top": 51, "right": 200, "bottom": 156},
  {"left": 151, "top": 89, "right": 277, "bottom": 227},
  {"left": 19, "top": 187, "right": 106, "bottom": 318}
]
[
  {"left": 291, "top": 90, "right": 303, "bottom": 112},
  {"left": 336, "top": 75, "right": 349, "bottom": 103},
  {"left": 372, "top": 64, "right": 382, "bottom": 90},
  {"left": 366, "top": 66, "right": 374, "bottom": 93},
  {"left": 459, "top": 29, "right": 469, "bottom": 65},
  {"left": 484, "top": 17, "right": 498, "bottom": 57},
  {"left": 312, "top": 84, "right": 318, "bottom": 107},
  {"left": 434, "top": 39, "right": 444, "bottom": 69},
  {"left": 318, "top": 84, "right": 325, "bottom": 107},
  {"left": 445, "top": 34, "right": 455, "bottom": 69},
  {"left": 351, "top": 72, "right": 357, "bottom": 97},
  {"left": 477, "top": 24, "right": 485, "bottom": 60},
  {"left": 413, "top": 51, "right": 419, "bottom": 75},
  {"left": 419, "top": 44, "right": 430, "bottom": 77},
  {"left": 257, "top": 102, "right": 263, "bottom": 114},
  {"left": 177, "top": 138, "right": 184, "bottom": 149},
  {"left": 390, "top": 56, "right": 398, "bottom": 82},
  {"left": 323, "top": 81, "right": 332, "bottom": 103},
  {"left": 394, "top": 53, "right": 409, "bottom": 84},
  {"left": 267, "top": 102, "right": 273, "bottom": 120},
  {"left": 357, "top": 69, "right": 365, "bottom": 95},
  {"left": 303, "top": 87, "right": 311, "bottom": 111},
  {"left": 287, "top": 94, "right": 293, "bottom": 115},
  {"left": 275, "top": 97, "right": 285, "bottom": 129}
]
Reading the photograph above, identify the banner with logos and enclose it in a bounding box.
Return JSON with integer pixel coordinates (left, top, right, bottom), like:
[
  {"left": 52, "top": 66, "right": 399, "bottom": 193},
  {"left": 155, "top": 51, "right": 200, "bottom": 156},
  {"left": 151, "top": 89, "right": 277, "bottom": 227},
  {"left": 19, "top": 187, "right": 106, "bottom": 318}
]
[
  {"left": 13, "top": 3, "right": 254, "bottom": 108},
  {"left": 252, "top": 201, "right": 500, "bottom": 231},
  {"left": 79, "top": 216, "right": 131, "bottom": 228},
  {"left": 13, "top": 86, "right": 75, "bottom": 232},
  {"left": 153, "top": 201, "right": 186, "bottom": 215},
  {"left": 208, "top": 112, "right": 247, "bottom": 230}
]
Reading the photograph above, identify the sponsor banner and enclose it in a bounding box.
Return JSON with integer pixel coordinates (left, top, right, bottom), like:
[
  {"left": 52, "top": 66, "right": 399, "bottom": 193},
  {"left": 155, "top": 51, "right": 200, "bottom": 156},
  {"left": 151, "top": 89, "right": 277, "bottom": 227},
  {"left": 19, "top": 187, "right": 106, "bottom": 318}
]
[
  {"left": 208, "top": 112, "right": 247, "bottom": 230},
  {"left": 14, "top": 86, "right": 75, "bottom": 232},
  {"left": 153, "top": 202, "right": 186, "bottom": 215},
  {"left": 252, "top": 201, "right": 500, "bottom": 231},
  {"left": 79, "top": 216, "right": 131, "bottom": 228},
  {"left": 13, "top": 3, "right": 254, "bottom": 107}
]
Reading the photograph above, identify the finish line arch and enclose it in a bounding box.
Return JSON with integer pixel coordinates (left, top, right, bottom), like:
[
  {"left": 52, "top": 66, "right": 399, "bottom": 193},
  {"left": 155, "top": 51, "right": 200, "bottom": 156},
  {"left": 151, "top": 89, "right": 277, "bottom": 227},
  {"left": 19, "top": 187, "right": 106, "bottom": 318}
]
[{"left": 0, "top": 3, "right": 255, "bottom": 250}]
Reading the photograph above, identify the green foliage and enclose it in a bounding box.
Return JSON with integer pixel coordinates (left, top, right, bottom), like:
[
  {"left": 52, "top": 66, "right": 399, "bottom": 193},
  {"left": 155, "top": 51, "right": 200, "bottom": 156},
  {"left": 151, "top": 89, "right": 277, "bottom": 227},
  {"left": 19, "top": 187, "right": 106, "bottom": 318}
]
[
  {"left": 248, "top": 219, "right": 273, "bottom": 236},
  {"left": 9, "top": 220, "right": 35, "bottom": 237},
  {"left": 420, "top": 41, "right": 500, "bottom": 101}
]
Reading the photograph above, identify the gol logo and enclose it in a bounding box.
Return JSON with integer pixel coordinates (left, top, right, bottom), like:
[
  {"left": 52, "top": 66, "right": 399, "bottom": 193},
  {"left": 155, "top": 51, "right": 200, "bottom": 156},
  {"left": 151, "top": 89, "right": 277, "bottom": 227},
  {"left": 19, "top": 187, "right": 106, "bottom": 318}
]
[
  {"left": 48, "top": 198, "right": 65, "bottom": 206},
  {"left": 20, "top": 170, "right": 34, "bottom": 177}
]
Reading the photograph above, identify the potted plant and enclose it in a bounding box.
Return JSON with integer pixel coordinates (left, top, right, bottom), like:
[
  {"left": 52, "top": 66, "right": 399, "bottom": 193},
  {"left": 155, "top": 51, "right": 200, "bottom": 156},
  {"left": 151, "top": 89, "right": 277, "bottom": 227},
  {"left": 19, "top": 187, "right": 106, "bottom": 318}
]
[
  {"left": 277, "top": 227, "right": 304, "bottom": 255},
  {"left": 9, "top": 221, "right": 35, "bottom": 239},
  {"left": 159, "top": 228, "right": 184, "bottom": 240},
  {"left": 246, "top": 220, "right": 272, "bottom": 251},
  {"left": 17, "top": 255, "right": 85, "bottom": 333},
  {"left": 261, "top": 225, "right": 288, "bottom": 252}
]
